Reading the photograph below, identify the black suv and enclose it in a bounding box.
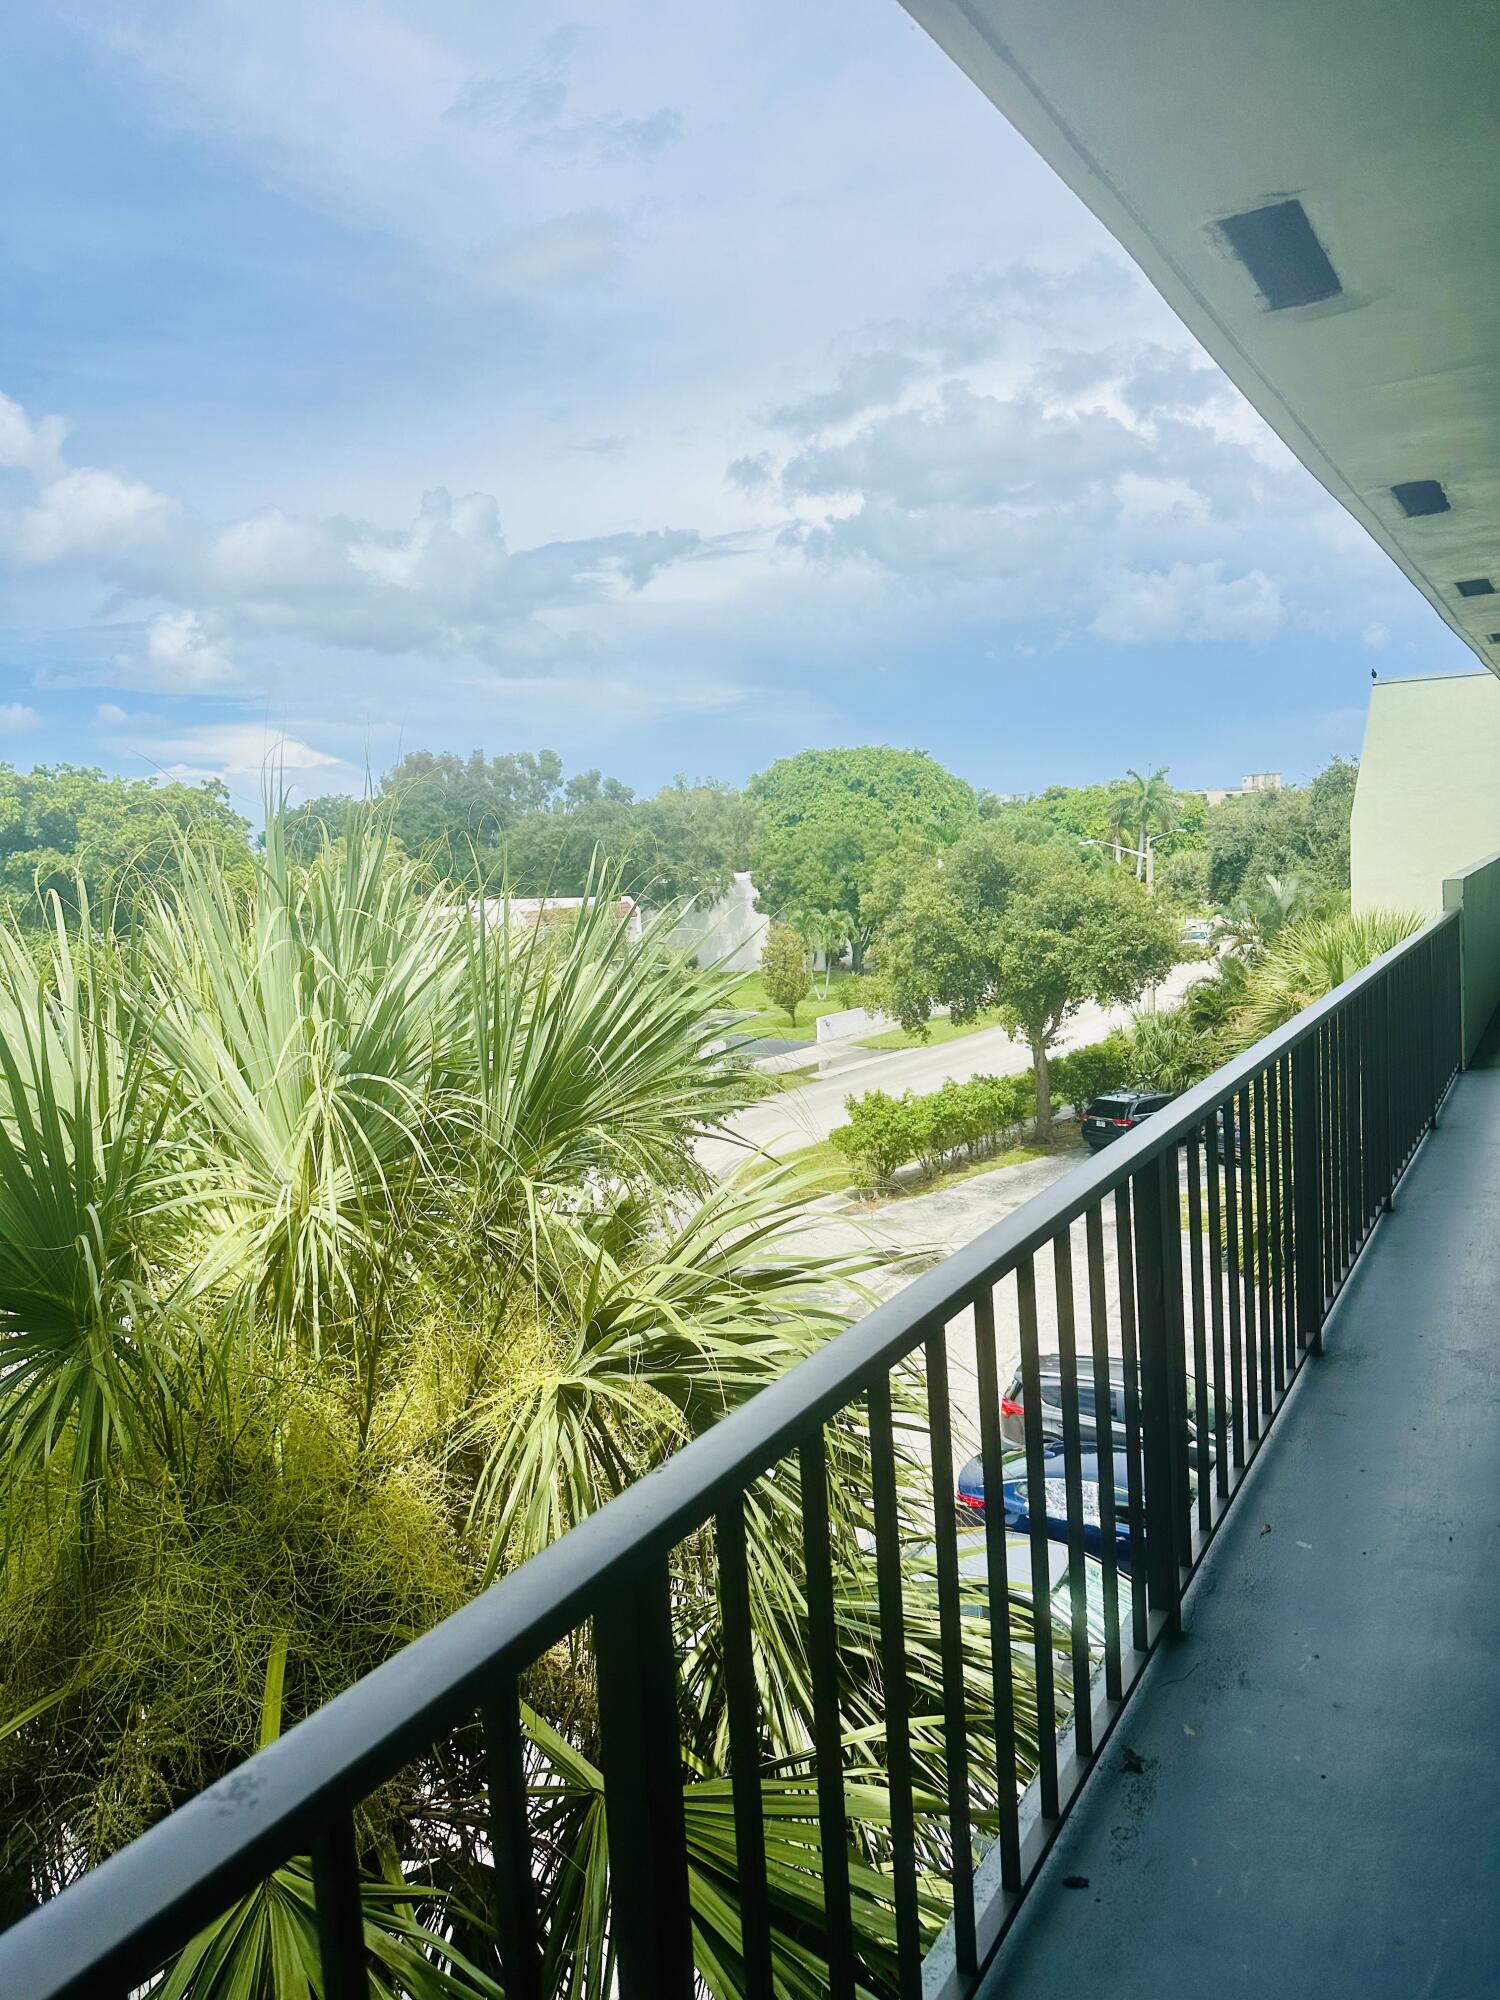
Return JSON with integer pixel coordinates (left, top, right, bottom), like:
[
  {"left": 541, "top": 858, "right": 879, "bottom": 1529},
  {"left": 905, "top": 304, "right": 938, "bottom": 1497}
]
[{"left": 1081, "top": 1089, "right": 1172, "bottom": 1151}]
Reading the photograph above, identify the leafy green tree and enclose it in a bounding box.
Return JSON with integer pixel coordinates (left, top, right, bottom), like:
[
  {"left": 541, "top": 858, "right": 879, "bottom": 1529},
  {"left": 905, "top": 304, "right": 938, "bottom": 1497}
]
[
  {"left": 286, "top": 758, "right": 758, "bottom": 906},
  {"left": 1155, "top": 845, "right": 1211, "bottom": 912},
  {"left": 0, "top": 764, "right": 251, "bottom": 931},
  {"left": 761, "top": 920, "right": 812, "bottom": 1024},
  {"left": 790, "top": 906, "right": 847, "bottom": 995},
  {"left": 748, "top": 747, "right": 976, "bottom": 970},
  {"left": 1206, "top": 758, "right": 1357, "bottom": 909},
  {"left": 873, "top": 828, "right": 1178, "bottom": 1133},
  {"left": 632, "top": 779, "right": 761, "bottom": 905}
]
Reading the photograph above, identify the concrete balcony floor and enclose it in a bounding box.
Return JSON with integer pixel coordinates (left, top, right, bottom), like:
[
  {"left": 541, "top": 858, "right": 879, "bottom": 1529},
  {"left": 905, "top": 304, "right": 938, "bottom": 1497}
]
[{"left": 981, "top": 1051, "right": 1500, "bottom": 1999}]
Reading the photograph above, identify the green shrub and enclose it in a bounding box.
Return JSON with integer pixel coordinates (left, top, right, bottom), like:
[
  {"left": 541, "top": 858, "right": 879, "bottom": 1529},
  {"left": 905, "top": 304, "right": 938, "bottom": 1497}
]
[{"left": 1052, "top": 1032, "right": 1132, "bottom": 1111}]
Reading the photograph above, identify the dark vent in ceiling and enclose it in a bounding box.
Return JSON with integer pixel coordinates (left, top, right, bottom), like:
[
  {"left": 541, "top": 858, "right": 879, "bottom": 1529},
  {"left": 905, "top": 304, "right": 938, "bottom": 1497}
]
[
  {"left": 1219, "top": 199, "right": 1341, "bottom": 309},
  {"left": 1456, "top": 578, "right": 1495, "bottom": 597},
  {"left": 1490, "top": 634, "right": 1500, "bottom": 644},
  {"left": 1391, "top": 480, "right": 1450, "bottom": 518}
]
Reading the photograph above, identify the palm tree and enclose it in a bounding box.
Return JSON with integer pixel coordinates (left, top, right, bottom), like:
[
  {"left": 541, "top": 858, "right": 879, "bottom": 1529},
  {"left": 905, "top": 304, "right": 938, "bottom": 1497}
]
[
  {"left": 1234, "top": 908, "right": 1422, "bottom": 1044},
  {"left": 0, "top": 815, "right": 1049, "bottom": 1999},
  {"left": 1122, "top": 766, "right": 1178, "bottom": 882}
]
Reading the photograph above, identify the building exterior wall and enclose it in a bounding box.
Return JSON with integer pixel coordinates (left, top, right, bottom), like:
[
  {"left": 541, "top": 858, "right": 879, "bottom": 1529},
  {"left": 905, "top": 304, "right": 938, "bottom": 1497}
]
[{"left": 1351, "top": 674, "right": 1500, "bottom": 916}]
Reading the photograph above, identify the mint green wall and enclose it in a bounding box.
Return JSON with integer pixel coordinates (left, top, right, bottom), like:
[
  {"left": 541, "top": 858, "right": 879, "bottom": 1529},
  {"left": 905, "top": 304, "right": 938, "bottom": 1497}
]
[
  {"left": 1444, "top": 851, "right": 1500, "bottom": 1064},
  {"left": 1351, "top": 675, "right": 1500, "bottom": 917}
]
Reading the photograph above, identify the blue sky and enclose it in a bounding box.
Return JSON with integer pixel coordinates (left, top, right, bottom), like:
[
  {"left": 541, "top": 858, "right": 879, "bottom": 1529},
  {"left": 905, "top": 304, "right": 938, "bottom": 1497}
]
[{"left": 0, "top": 1, "right": 1475, "bottom": 814}]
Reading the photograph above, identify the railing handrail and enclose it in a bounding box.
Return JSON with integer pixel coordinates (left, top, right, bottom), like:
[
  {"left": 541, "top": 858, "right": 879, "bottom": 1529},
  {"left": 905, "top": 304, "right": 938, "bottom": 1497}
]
[{"left": 0, "top": 908, "right": 1459, "bottom": 2000}]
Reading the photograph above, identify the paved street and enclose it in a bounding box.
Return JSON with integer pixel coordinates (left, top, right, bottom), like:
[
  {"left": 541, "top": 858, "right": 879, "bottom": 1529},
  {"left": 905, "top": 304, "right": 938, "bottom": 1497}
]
[{"left": 698, "top": 961, "right": 1205, "bottom": 1177}]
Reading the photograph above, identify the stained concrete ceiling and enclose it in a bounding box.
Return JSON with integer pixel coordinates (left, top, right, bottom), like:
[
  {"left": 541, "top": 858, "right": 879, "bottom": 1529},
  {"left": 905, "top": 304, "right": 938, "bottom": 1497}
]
[{"left": 899, "top": 0, "right": 1500, "bottom": 670}]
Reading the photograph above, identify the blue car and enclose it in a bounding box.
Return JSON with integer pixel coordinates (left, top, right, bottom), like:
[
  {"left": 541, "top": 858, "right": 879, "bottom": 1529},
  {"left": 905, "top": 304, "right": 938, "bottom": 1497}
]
[{"left": 957, "top": 1442, "right": 1134, "bottom": 1562}]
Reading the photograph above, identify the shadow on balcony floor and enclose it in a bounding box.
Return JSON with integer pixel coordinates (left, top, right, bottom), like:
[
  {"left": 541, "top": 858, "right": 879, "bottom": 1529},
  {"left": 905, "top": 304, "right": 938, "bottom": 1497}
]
[{"left": 981, "top": 1061, "right": 1500, "bottom": 1999}]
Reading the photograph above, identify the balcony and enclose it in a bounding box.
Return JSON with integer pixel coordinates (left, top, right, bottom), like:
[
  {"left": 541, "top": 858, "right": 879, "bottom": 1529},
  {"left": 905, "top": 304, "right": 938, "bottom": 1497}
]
[{"left": 0, "top": 904, "right": 1490, "bottom": 2000}]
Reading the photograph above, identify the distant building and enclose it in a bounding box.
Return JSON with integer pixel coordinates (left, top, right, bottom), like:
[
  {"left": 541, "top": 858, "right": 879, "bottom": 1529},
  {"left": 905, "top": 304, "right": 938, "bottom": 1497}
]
[
  {"left": 477, "top": 895, "right": 644, "bottom": 943},
  {"left": 1197, "top": 772, "right": 1284, "bottom": 807}
]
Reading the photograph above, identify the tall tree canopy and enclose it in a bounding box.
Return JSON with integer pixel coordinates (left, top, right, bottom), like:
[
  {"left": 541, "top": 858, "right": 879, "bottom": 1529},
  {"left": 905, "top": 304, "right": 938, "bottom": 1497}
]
[
  {"left": 872, "top": 826, "right": 1178, "bottom": 1131},
  {"left": 0, "top": 764, "right": 250, "bottom": 930},
  {"left": 1206, "top": 758, "right": 1357, "bottom": 910},
  {"left": 284, "top": 755, "right": 757, "bottom": 905},
  {"left": 748, "top": 746, "right": 976, "bottom": 968}
]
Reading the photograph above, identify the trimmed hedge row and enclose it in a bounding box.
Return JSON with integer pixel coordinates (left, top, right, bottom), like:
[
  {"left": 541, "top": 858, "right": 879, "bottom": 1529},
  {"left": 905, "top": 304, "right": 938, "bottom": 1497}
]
[{"left": 828, "top": 1031, "right": 1135, "bottom": 1188}]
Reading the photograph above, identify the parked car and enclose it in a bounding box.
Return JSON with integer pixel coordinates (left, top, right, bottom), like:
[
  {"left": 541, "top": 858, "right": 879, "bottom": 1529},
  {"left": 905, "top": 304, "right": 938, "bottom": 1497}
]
[
  {"left": 1081, "top": 1089, "right": 1173, "bottom": 1151},
  {"left": 1180, "top": 916, "right": 1214, "bottom": 946},
  {"left": 997, "top": 1353, "right": 1223, "bottom": 1456},
  {"left": 906, "top": 1528, "right": 1132, "bottom": 1657},
  {"left": 956, "top": 1442, "right": 1135, "bottom": 1561}
]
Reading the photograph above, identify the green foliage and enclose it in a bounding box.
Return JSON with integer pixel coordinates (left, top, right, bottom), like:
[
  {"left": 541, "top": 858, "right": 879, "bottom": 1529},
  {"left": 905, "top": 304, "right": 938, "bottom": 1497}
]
[
  {"left": 1206, "top": 759, "right": 1357, "bottom": 910},
  {"left": 829, "top": 1073, "right": 1035, "bottom": 1187},
  {"left": 1050, "top": 1033, "right": 1133, "bottom": 1111},
  {"left": 760, "top": 920, "right": 811, "bottom": 1025},
  {"left": 1154, "top": 845, "right": 1211, "bottom": 911},
  {"left": 283, "top": 755, "right": 759, "bottom": 906},
  {"left": 0, "top": 813, "right": 1050, "bottom": 1997},
  {"left": 748, "top": 747, "right": 976, "bottom": 969},
  {"left": 979, "top": 773, "right": 1205, "bottom": 858},
  {"left": 1233, "top": 908, "right": 1422, "bottom": 1044},
  {"left": 0, "top": 764, "right": 250, "bottom": 932},
  {"left": 871, "top": 827, "right": 1178, "bottom": 1131}
]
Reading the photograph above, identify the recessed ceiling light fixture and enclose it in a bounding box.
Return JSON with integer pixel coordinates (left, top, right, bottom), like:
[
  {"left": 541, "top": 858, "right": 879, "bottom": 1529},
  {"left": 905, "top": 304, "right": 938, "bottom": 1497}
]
[
  {"left": 1456, "top": 578, "right": 1495, "bottom": 597},
  {"left": 1391, "top": 480, "right": 1450, "bottom": 517},
  {"left": 1218, "top": 198, "right": 1342, "bottom": 309}
]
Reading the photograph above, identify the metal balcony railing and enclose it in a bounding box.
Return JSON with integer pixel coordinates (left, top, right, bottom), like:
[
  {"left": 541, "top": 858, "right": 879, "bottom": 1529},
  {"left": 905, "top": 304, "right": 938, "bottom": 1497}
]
[{"left": 0, "top": 914, "right": 1461, "bottom": 2000}]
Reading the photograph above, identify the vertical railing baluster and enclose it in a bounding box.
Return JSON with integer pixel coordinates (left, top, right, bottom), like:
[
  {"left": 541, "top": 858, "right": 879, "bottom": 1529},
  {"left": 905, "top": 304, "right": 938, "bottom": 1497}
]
[
  {"left": 1017, "top": 1255, "right": 1059, "bottom": 1816},
  {"left": 924, "top": 1329, "right": 976, "bottom": 1975},
  {"left": 715, "top": 1498, "right": 774, "bottom": 2000},
  {"left": 1132, "top": 1153, "right": 1186, "bottom": 1637},
  {"left": 1291, "top": 1033, "right": 1323, "bottom": 1355},
  {"left": 1203, "top": 1123, "right": 1230, "bottom": 1499},
  {"left": 1278, "top": 1050, "right": 1296, "bottom": 1380},
  {"left": 868, "top": 1375, "right": 922, "bottom": 1998},
  {"left": 973, "top": 1285, "right": 1022, "bottom": 1890},
  {"left": 1115, "top": 1185, "right": 1149, "bottom": 1653},
  {"left": 1185, "top": 1132, "right": 1211, "bottom": 1533},
  {"left": 482, "top": 1679, "right": 541, "bottom": 2000},
  {"left": 1237, "top": 1084, "right": 1260, "bottom": 1446},
  {"left": 595, "top": 1561, "right": 696, "bottom": 2000},
  {"left": 1053, "top": 1230, "right": 1092, "bottom": 1759},
  {"left": 310, "top": 1814, "right": 369, "bottom": 2000},
  {"left": 1085, "top": 1206, "right": 1123, "bottom": 1699},
  {"left": 1253, "top": 1073, "right": 1273, "bottom": 1419},
  {"left": 798, "top": 1431, "right": 856, "bottom": 2000}
]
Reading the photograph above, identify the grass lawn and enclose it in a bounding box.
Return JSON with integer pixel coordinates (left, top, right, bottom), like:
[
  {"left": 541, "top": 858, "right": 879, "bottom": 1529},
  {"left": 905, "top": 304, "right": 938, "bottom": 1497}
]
[
  {"left": 726, "top": 970, "right": 871, "bottom": 1043},
  {"left": 855, "top": 1006, "right": 1010, "bottom": 1052},
  {"left": 779, "top": 1118, "right": 1084, "bottom": 1206}
]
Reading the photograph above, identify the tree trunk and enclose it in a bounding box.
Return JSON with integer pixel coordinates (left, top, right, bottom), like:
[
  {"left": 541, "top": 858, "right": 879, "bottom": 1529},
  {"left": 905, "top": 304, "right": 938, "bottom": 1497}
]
[{"left": 1032, "top": 1033, "right": 1053, "bottom": 1137}]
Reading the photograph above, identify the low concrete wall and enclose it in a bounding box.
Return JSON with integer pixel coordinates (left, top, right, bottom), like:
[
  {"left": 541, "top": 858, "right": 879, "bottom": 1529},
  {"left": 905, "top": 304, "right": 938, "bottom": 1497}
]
[
  {"left": 815, "top": 1003, "right": 895, "bottom": 1044},
  {"left": 1443, "top": 849, "right": 1500, "bottom": 1065}
]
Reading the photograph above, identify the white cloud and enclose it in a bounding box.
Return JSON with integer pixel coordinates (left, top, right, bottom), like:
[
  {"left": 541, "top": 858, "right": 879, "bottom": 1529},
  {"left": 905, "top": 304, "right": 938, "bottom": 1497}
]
[
  {"left": 129, "top": 722, "right": 345, "bottom": 783},
  {"left": 140, "top": 609, "right": 238, "bottom": 689},
  {"left": 95, "top": 703, "right": 130, "bottom": 725},
  {"left": 1362, "top": 621, "right": 1391, "bottom": 651},
  {"left": 0, "top": 703, "right": 40, "bottom": 731},
  {"left": 0, "top": 391, "right": 69, "bottom": 482},
  {"left": 1090, "top": 562, "right": 1284, "bottom": 646},
  {"left": 10, "top": 466, "right": 177, "bottom": 566}
]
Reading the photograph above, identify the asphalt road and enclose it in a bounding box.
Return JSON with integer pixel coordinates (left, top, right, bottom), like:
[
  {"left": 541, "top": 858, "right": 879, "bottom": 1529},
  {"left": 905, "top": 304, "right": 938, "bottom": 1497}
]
[{"left": 698, "top": 961, "right": 1204, "bottom": 1176}]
